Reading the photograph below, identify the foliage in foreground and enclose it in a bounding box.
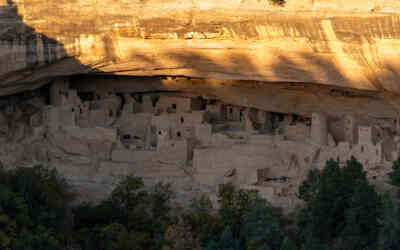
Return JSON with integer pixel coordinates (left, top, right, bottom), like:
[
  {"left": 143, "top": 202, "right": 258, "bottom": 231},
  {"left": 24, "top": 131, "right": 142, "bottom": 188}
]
[
  {"left": 297, "top": 157, "right": 382, "bottom": 250},
  {"left": 1, "top": 156, "right": 400, "bottom": 250},
  {"left": 0, "top": 166, "right": 72, "bottom": 250}
]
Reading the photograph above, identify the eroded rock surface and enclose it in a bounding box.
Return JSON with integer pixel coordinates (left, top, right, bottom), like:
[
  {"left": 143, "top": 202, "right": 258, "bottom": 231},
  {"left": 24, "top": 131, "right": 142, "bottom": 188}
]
[{"left": 3, "top": 0, "right": 400, "bottom": 94}]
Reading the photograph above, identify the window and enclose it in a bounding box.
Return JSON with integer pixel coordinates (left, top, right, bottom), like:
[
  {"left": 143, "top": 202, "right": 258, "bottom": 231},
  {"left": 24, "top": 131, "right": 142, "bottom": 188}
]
[
  {"left": 123, "top": 134, "right": 131, "bottom": 140},
  {"left": 180, "top": 117, "right": 184, "bottom": 123},
  {"left": 361, "top": 146, "right": 364, "bottom": 153},
  {"left": 229, "top": 107, "right": 233, "bottom": 113},
  {"left": 172, "top": 104, "right": 177, "bottom": 110},
  {"left": 177, "top": 132, "right": 181, "bottom": 137},
  {"left": 158, "top": 131, "right": 162, "bottom": 135},
  {"left": 151, "top": 96, "right": 159, "bottom": 107}
]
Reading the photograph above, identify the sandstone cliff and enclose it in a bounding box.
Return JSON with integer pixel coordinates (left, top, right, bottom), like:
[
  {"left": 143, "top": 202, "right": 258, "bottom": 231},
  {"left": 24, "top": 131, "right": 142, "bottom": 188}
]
[
  {"left": 3, "top": 0, "right": 400, "bottom": 209},
  {"left": 3, "top": 0, "right": 400, "bottom": 95}
]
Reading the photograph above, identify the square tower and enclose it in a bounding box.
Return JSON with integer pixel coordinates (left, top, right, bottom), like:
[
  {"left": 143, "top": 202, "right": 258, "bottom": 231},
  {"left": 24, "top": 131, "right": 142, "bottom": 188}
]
[
  {"left": 344, "top": 114, "right": 358, "bottom": 145},
  {"left": 50, "top": 78, "right": 69, "bottom": 106},
  {"left": 311, "top": 112, "right": 328, "bottom": 146}
]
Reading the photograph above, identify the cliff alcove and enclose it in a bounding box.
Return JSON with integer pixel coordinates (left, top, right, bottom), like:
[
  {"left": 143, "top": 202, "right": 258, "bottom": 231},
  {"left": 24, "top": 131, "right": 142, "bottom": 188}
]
[{"left": 3, "top": 0, "right": 400, "bottom": 210}]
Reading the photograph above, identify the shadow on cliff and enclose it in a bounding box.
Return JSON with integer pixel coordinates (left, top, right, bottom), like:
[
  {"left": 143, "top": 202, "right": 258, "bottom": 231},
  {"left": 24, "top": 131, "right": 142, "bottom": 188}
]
[
  {"left": 0, "top": 1, "right": 92, "bottom": 96},
  {"left": 1, "top": 0, "right": 396, "bottom": 101}
]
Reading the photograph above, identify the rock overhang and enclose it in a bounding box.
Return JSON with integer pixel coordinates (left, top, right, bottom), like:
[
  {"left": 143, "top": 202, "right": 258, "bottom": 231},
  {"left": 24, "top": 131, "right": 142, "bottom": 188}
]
[{"left": 3, "top": 0, "right": 400, "bottom": 98}]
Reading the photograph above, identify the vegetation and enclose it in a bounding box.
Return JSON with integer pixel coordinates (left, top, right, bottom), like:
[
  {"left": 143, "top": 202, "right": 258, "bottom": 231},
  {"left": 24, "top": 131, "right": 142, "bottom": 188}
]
[
  {"left": 269, "top": 0, "right": 285, "bottom": 6},
  {"left": 297, "top": 157, "right": 382, "bottom": 250},
  {"left": 0, "top": 166, "right": 72, "bottom": 250},
  {"left": 1, "top": 156, "right": 400, "bottom": 249}
]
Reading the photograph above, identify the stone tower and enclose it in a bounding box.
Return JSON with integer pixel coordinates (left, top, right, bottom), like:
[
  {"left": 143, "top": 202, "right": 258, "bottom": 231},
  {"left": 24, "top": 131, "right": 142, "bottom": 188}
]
[
  {"left": 344, "top": 114, "right": 358, "bottom": 145},
  {"left": 311, "top": 112, "right": 327, "bottom": 146}
]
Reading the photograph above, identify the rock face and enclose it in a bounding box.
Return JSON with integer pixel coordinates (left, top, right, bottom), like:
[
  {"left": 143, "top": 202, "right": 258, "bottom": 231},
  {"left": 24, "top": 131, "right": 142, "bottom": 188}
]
[
  {"left": 3, "top": 0, "right": 400, "bottom": 210},
  {"left": 3, "top": 0, "right": 400, "bottom": 94}
]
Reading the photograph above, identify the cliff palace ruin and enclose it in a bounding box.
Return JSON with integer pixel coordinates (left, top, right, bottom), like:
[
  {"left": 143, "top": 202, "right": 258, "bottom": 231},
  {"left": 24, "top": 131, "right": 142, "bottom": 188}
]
[{"left": 2, "top": 0, "right": 400, "bottom": 210}]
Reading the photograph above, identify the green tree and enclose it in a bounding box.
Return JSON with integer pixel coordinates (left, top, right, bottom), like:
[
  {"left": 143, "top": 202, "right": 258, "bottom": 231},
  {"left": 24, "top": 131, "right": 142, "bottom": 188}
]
[
  {"left": 204, "top": 227, "right": 241, "bottom": 250},
  {"left": 187, "top": 194, "right": 219, "bottom": 245},
  {"left": 241, "top": 197, "right": 283, "bottom": 250},
  {"left": 298, "top": 157, "right": 382, "bottom": 249},
  {"left": 0, "top": 166, "right": 72, "bottom": 250},
  {"left": 381, "top": 193, "right": 400, "bottom": 250},
  {"left": 389, "top": 158, "right": 400, "bottom": 188},
  {"left": 72, "top": 175, "right": 174, "bottom": 250}
]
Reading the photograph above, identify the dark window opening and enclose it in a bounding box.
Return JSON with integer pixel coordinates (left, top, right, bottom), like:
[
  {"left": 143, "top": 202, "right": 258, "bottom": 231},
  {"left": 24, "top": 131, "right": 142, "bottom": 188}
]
[
  {"left": 180, "top": 117, "right": 184, "bottom": 123},
  {"left": 229, "top": 107, "right": 233, "bottom": 113},
  {"left": 133, "top": 95, "right": 143, "bottom": 104},
  {"left": 151, "top": 96, "right": 160, "bottom": 108},
  {"left": 172, "top": 104, "right": 177, "bottom": 110},
  {"left": 278, "top": 114, "right": 284, "bottom": 122},
  {"left": 109, "top": 110, "right": 113, "bottom": 117},
  {"left": 177, "top": 132, "right": 181, "bottom": 137},
  {"left": 122, "top": 134, "right": 131, "bottom": 140},
  {"left": 361, "top": 146, "right": 364, "bottom": 153},
  {"left": 158, "top": 131, "right": 162, "bottom": 135}
]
